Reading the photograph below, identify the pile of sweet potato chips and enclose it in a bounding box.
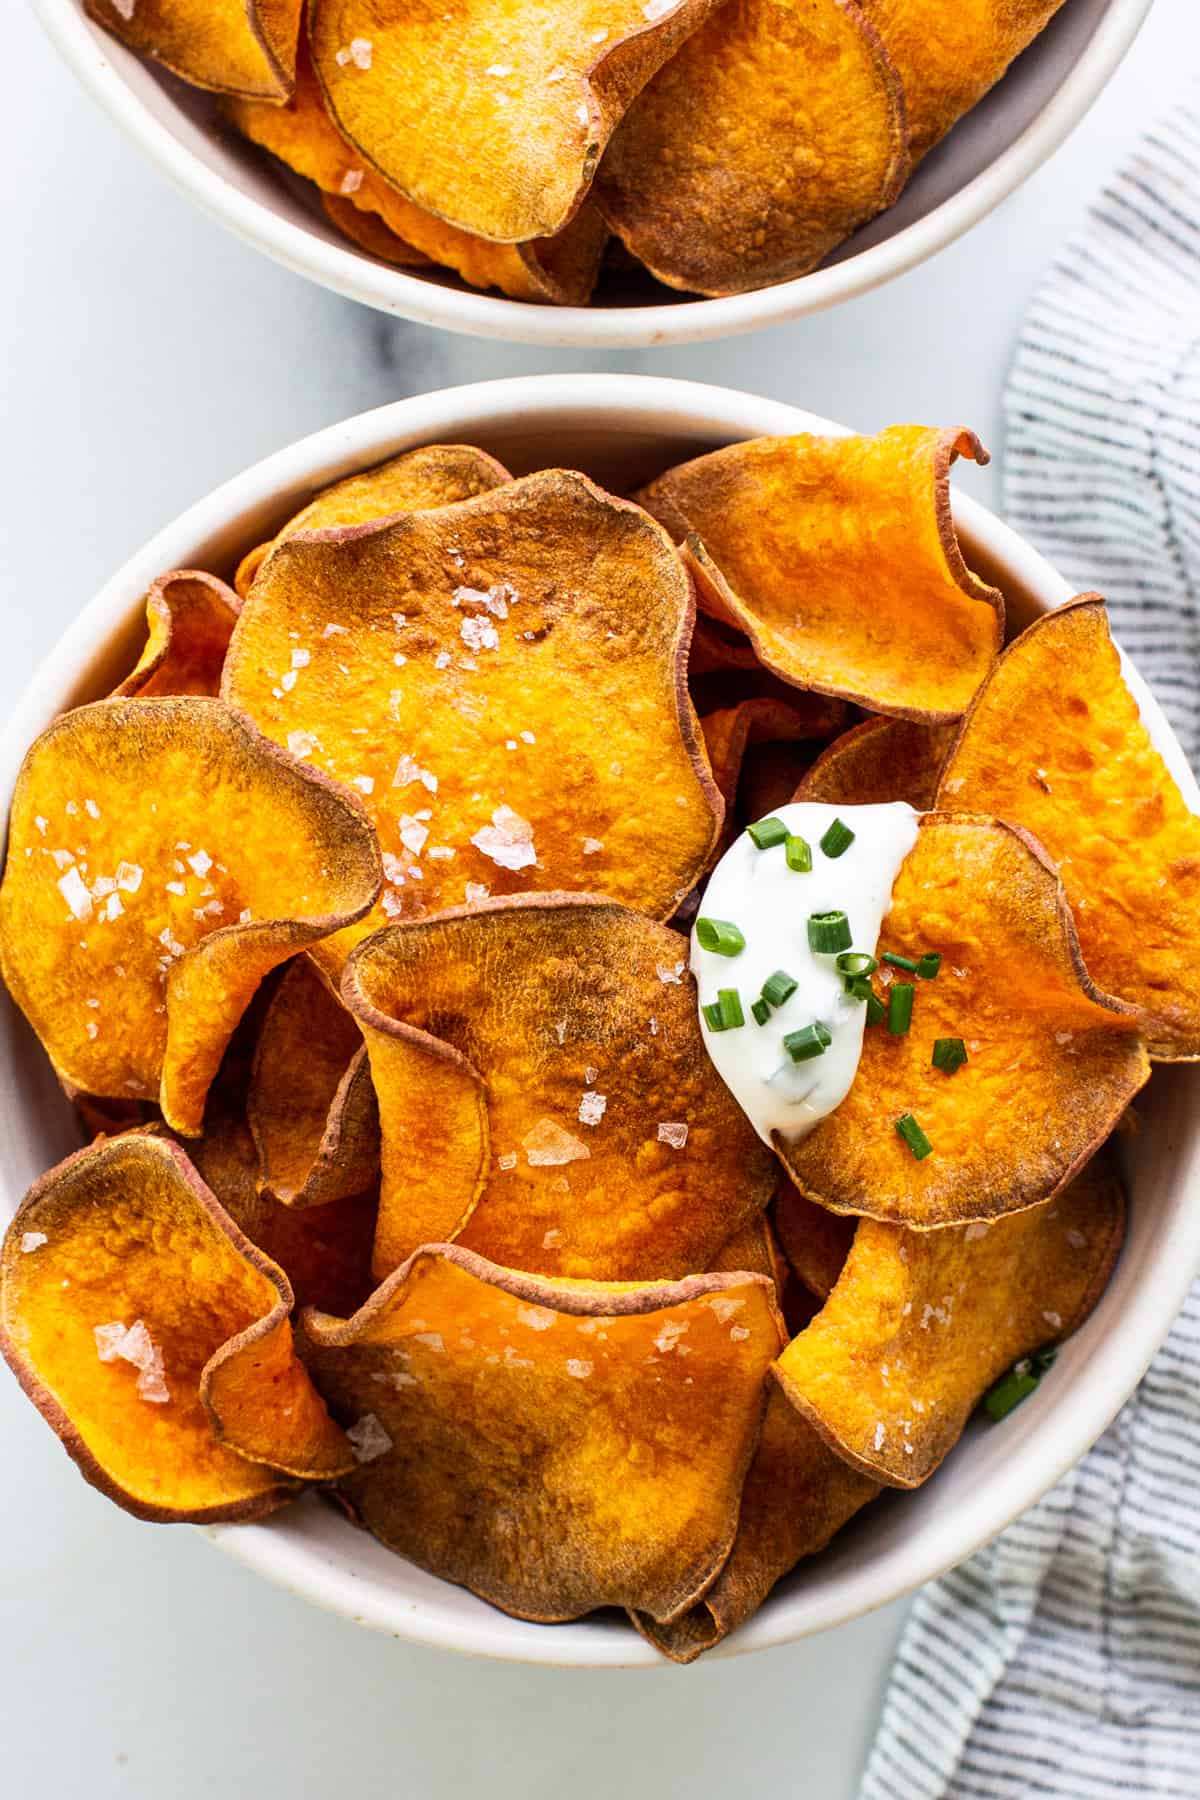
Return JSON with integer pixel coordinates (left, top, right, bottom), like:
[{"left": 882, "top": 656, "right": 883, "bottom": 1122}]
[
  {"left": 88, "top": 0, "right": 1069, "bottom": 303},
  {"left": 2, "top": 423, "right": 1193, "bottom": 1660}
]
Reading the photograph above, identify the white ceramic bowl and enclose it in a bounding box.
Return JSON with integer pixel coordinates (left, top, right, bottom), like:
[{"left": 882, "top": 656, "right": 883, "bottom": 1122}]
[
  {"left": 2, "top": 374, "right": 1197, "bottom": 1665},
  {"left": 33, "top": 0, "right": 1152, "bottom": 347}
]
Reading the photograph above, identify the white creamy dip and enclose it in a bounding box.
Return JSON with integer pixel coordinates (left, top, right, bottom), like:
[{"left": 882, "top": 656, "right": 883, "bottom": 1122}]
[{"left": 691, "top": 801, "right": 920, "bottom": 1147}]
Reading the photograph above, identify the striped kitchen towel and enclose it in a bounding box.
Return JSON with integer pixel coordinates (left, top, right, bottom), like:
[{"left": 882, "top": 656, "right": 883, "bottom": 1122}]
[{"left": 861, "top": 93, "right": 1200, "bottom": 1800}]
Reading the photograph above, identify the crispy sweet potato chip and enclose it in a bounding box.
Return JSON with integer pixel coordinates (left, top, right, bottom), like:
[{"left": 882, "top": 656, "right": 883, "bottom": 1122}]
[
  {"left": 637, "top": 428, "right": 1004, "bottom": 721},
  {"left": 773, "top": 1182, "right": 854, "bottom": 1299},
  {"left": 709, "top": 1211, "right": 786, "bottom": 1295},
  {"left": 227, "top": 50, "right": 608, "bottom": 302},
  {"left": 224, "top": 470, "right": 719, "bottom": 949},
  {"left": 343, "top": 897, "right": 778, "bottom": 1281},
  {"left": 303, "top": 1244, "right": 783, "bottom": 1623},
  {"left": 0, "top": 698, "right": 380, "bottom": 1136},
  {"left": 86, "top": 0, "right": 301, "bottom": 99},
  {"left": 0, "top": 1134, "right": 351, "bottom": 1520},
  {"left": 320, "top": 191, "right": 432, "bottom": 265},
  {"left": 596, "top": 0, "right": 909, "bottom": 296},
  {"left": 781, "top": 815, "right": 1149, "bottom": 1227},
  {"left": 798, "top": 716, "right": 956, "bottom": 810},
  {"left": 938, "top": 597, "right": 1200, "bottom": 1060},
  {"left": 113, "top": 571, "right": 241, "bottom": 700},
  {"left": 249, "top": 954, "right": 379, "bottom": 1207},
  {"left": 702, "top": 695, "right": 847, "bottom": 859},
  {"left": 775, "top": 1146, "right": 1125, "bottom": 1488},
  {"left": 308, "top": 0, "right": 724, "bottom": 243}
]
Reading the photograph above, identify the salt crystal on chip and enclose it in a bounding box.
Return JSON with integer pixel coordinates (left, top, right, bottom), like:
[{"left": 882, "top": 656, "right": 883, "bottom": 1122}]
[
  {"left": 657, "top": 1122, "right": 688, "bottom": 1150},
  {"left": 57, "top": 868, "right": 92, "bottom": 921},
  {"left": 577, "top": 1091, "right": 607, "bottom": 1127},
  {"left": 471, "top": 805, "right": 536, "bottom": 871},
  {"left": 347, "top": 1413, "right": 393, "bottom": 1463},
  {"left": 20, "top": 1232, "right": 47, "bottom": 1254},
  {"left": 523, "top": 1117, "right": 591, "bottom": 1166}
]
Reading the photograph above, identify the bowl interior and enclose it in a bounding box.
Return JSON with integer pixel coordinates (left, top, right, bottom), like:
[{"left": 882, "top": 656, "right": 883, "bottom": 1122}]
[{"left": 1, "top": 374, "right": 1196, "bottom": 1667}]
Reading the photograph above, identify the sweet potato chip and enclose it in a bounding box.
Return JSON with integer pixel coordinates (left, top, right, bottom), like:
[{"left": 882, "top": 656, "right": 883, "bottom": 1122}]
[
  {"left": 798, "top": 716, "right": 956, "bottom": 810},
  {"left": 634, "top": 1386, "right": 879, "bottom": 1660},
  {"left": 861, "top": 0, "right": 1066, "bottom": 163},
  {"left": 224, "top": 470, "right": 720, "bottom": 951},
  {"left": 773, "top": 1181, "right": 854, "bottom": 1299},
  {"left": 227, "top": 50, "right": 608, "bottom": 302},
  {"left": 0, "top": 698, "right": 381, "bottom": 1136},
  {"left": 308, "top": 0, "right": 724, "bottom": 244},
  {"left": 86, "top": 0, "right": 301, "bottom": 100},
  {"left": 775, "top": 1146, "right": 1125, "bottom": 1488},
  {"left": 249, "top": 954, "right": 379, "bottom": 1207},
  {"left": 702, "top": 695, "right": 847, "bottom": 859},
  {"left": 0, "top": 1134, "right": 351, "bottom": 1520},
  {"left": 303, "top": 1244, "right": 783, "bottom": 1624},
  {"left": 637, "top": 428, "right": 1004, "bottom": 721},
  {"left": 343, "top": 897, "right": 778, "bottom": 1281},
  {"left": 113, "top": 571, "right": 241, "bottom": 700},
  {"left": 320, "top": 191, "right": 432, "bottom": 265},
  {"left": 938, "top": 597, "right": 1200, "bottom": 1060},
  {"left": 596, "top": 0, "right": 909, "bottom": 297},
  {"left": 781, "top": 815, "right": 1149, "bottom": 1227},
  {"left": 709, "top": 1211, "right": 786, "bottom": 1295}
]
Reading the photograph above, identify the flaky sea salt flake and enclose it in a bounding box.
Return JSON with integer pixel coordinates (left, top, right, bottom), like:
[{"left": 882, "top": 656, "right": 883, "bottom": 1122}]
[{"left": 523, "top": 1117, "right": 591, "bottom": 1167}]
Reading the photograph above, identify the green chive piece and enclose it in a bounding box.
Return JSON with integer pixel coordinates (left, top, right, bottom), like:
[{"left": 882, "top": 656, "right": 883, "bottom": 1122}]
[
  {"left": 761, "top": 969, "right": 799, "bottom": 1008},
  {"left": 819, "top": 818, "right": 855, "bottom": 859},
  {"left": 843, "top": 975, "right": 873, "bottom": 1003},
  {"left": 784, "top": 1021, "right": 832, "bottom": 1063},
  {"left": 865, "top": 991, "right": 886, "bottom": 1027},
  {"left": 917, "top": 952, "right": 942, "bottom": 981},
  {"left": 887, "top": 983, "right": 915, "bottom": 1035},
  {"left": 717, "top": 988, "right": 745, "bottom": 1030},
  {"left": 932, "top": 1036, "right": 968, "bottom": 1074},
  {"left": 785, "top": 834, "right": 812, "bottom": 873},
  {"left": 894, "top": 1112, "right": 932, "bottom": 1160},
  {"left": 747, "top": 816, "right": 789, "bottom": 850},
  {"left": 751, "top": 996, "right": 772, "bottom": 1027},
  {"left": 807, "top": 910, "right": 852, "bottom": 954},
  {"left": 695, "top": 917, "right": 745, "bottom": 957},
  {"left": 983, "top": 1351, "right": 1055, "bottom": 1423},
  {"left": 702, "top": 1001, "right": 727, "bottom": 1032},
  {"left": 836, "top": 952, "right": 878, "bottom": 979},
  {"left": 881, "top": 950, "right": 919, "bottom": 973}
]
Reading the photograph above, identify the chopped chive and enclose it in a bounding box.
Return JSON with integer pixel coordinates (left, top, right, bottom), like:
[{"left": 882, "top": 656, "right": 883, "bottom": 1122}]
[
  {"left": 747, "top": 816, "right": 789, "bottom": 850},
  {"left": 917, "top": 952, "right": 942, "bottom": 980},
  {"left": 843, "top": 975, "right": 873, "bottom": 1003},
  {"left": 881, "top": 950, "right": 919, "bottom": 974},
  {"left": 716, "top": 988, "right": 744, "bottom": 1029},
  {"left": 702, "top": 1001, "right": 726, "bottom": 1032},
  {"left": 695, "top": 917, "right": 745, "bottom": 957},
  {"left": 887, "top": 983, "right": 915, "bottom": 1035},
  {"left": 807, "top": 910, "right": 852, "bottom": 954},
  {"left": 932, "top": 1036, "right": 968, "bottom": 1074},
  {"left": 836, "top": 952, "right": 878, "bottom": 978},
  {"left": 819, "top": 818, "right": 855, "bottom": 859},
  {"left": 784, "top": 1021, "right": 832, "bottom": 1063},
  {"left": 785, "top": 834, "right": 812, "bottom": 873},
  {"left": 894, "top": 1112, "right": 932, "bottom": 1160},
  {"left": 983, "top": 1351, "right": 1054, "bottom": 1423},
  {"left": 761, "top": 969, "right": 799, "bottom": 1008},
  {"left": 751, "top": 996, "right": 772, "bottom": 1027},
  {"left": 865, "top": 991, "right": 886, "bottom": 1027}
]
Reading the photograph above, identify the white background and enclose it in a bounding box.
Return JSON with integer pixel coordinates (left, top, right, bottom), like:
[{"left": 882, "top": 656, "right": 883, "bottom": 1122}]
[{"left": 0, "top": 3, "right": 1192, "bottom": 1793}]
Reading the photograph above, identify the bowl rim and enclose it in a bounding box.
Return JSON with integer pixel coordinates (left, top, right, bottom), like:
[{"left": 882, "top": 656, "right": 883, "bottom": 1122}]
[
  {"left": 2, "top": 371, "right": 1197, "bottom": 1668},
  {"left": 30, "top": 0, "right": 1154, "bottom": 348}
]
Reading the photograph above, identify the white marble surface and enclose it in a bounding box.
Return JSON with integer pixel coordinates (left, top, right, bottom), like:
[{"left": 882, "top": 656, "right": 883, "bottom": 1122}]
[{"left": 0, "top": 3, "right": 1192, "bottom": 1794}]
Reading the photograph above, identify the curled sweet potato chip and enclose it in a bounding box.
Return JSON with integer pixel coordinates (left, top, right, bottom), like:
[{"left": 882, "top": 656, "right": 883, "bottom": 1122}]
[
  {"left": 343, "top": 897, "right": 778, "bottom": 1281},
  {"left": 86, "top": 0, "right": 301, "bottom": 99},
  {"left": 113, "top": 571, "right": 241, "bottom": 700},
  {"left": 0, "top": 698, "right": 381, "bottom": 1136},
  {"left": 320, "top": 191, "right": 432, "bottom": 265},
  {"left": 773, "top": 1182, "right": 854, "bottom": 1300},
  {"left": 702, "top": 695, "right": 846, "bottom": 859},
  {"left": 227, "top": 50, "right": 608, "bottom": 302},
  {"left": 224, "top": 470, "right": 720, "bottom": 950},
  {"left": 308, "top": 0, "right": 724, "bottom": 244},
  {"left": 637, "top": 428, "right": 1004, "bottom": 721},
  {"left": 775, "top": 1146, "right": 1125, "bottom": 1488},
  {"left": 303, "top": 1244, "right": 783, "bottom": 1624},
  {"left": 634, "top": 1386, "right": 879, "bottom": 1660},
  {"left": 709, "top": 1211, "right": 786, "bottom": 1295},
  {"left": 0, "top": 1134, "right": 351, "bottom": 1520},
  {"left": 938, "top": 597, "right": 1200, "bottom": 1060},
  {"left": 781, "top": 815, "right": 1149, "bottom": 1227},
  {"left": 249, "top": 955, "right": 379, "bottom": 1207},
  {"left": 233, "top": 441, "right": 511, "bottom": 599},
  {"left": 798, "top": 716, "right": 956, "bottom": 810},
  {"left": 596, "top": 0, "right": 909, "bottom": 297}
]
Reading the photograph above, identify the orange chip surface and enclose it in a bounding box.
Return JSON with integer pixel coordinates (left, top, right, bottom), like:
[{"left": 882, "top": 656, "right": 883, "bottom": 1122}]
[
  {"left": 596, "top": 0, "right": 909, "bottom": 296},
  {"left": 702, "top": 695, "right": 847, "bottom": 859},
  {"left": 0, "top": 1134, "right": 351, "bottom": 1520},
  {"left": 308, "top": 0, "right": 725, "bottom": 244},
  {"left": 0, "top": 698, "right": 380, "bottom": 1136},
  {"left": 637, "top": 428, "right": 1004, "bottom": 721},
  {"left": 775, "top": 1146, "right": 1126, "bottom": 1487},
  {"left": 320, "top": 191, "right": 433, "bottom": 265},
  {"left": 773, "top": 1182, "right": 855, "bottom": 1299},
  {"left": 113, "top": 570, "right": 241, "bottom": 700},
  {"left": 781, "top": 815, "right": 1149, "bottom": 1227},
  {"left": 343, "top": 897, "right": 778, "bottom": 1281},
  {"left": 798, "top": 716, "right": 956, "bottom": 810},
  {"left": 938, "top": 596, "right": 1200, "bottom": 1060},
  {"left": 303, "top": 1245, "right": 783, "bottom": 1624},
  {"left": 709, "top": 1211, "right": 786, "bottom": 1296},
  {"left": 86, "top": 0, "right": 301, "bottom": 99},
  {"left": 224, "top": 470, "right": 720, "bottom": 953}
]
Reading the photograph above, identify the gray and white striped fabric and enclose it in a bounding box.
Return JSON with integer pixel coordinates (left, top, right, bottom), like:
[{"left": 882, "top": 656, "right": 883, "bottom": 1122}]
[{"left": 861, "top": 94, "right": 1200, "bottom": 1800}]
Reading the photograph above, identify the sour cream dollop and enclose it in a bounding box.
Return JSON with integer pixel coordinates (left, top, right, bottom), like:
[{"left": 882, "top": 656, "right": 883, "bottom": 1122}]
[{"left": 691, "top": 802, "right": 919, "bottom": 1147}]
